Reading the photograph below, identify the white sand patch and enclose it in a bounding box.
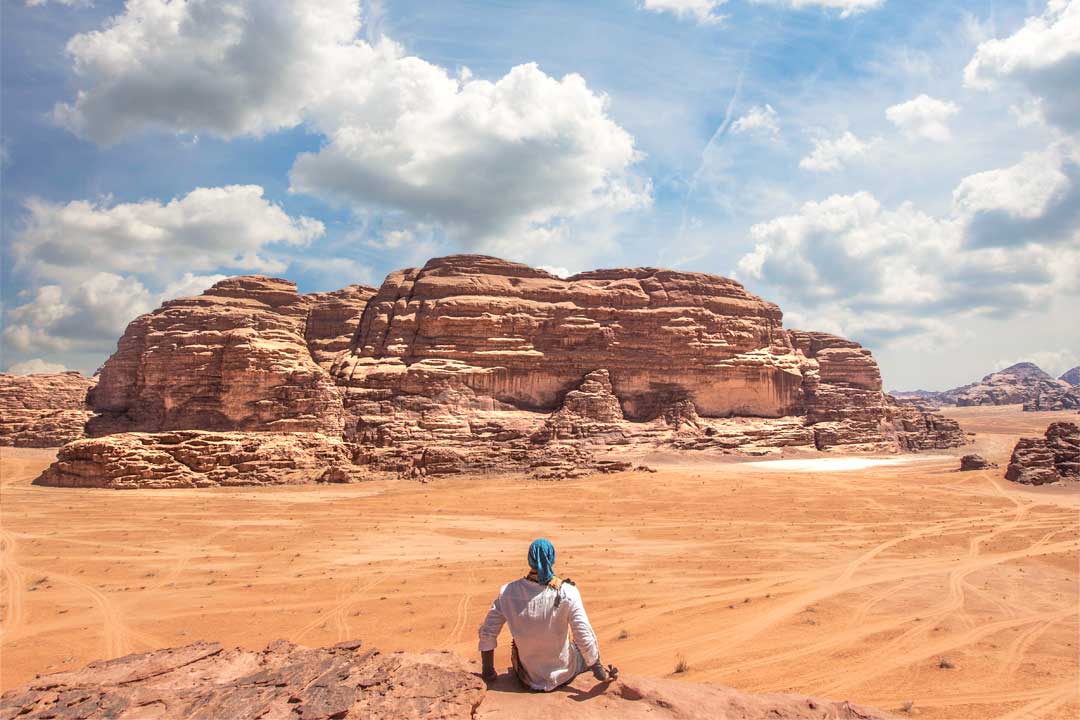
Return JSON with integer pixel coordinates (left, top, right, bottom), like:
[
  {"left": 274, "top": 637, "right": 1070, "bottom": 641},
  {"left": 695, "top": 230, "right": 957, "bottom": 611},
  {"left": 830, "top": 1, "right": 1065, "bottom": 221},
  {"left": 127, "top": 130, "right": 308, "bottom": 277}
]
[{"left": 746, "top": 456, "right": 949, "bottom": 472}]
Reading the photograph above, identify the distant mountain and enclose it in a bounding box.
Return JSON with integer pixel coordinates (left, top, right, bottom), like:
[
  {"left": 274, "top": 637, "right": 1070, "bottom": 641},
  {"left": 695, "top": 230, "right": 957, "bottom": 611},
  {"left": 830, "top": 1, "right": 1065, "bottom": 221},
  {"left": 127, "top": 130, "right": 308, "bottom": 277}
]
[
  {"left": 907, "top": 362, "right": 1080, "bottom": 411},
  {"left": 1060, "top": 367, "right": 1080, "bottom": 387}
]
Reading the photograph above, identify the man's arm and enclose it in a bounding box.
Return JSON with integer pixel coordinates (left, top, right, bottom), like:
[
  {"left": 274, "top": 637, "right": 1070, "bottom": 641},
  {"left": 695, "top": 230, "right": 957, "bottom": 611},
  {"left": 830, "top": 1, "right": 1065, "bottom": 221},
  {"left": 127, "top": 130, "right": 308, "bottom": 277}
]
[
  {"left": 478, "top": 596, "right": 506, "bottom": 680},
  {"left": 566, "top": 587, "right": 600, "bottom": 669}
]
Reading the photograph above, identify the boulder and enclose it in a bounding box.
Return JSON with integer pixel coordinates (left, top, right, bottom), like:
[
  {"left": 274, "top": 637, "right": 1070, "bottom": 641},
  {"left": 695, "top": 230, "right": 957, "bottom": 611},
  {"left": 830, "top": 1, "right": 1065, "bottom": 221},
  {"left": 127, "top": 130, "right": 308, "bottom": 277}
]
[
  {"left": 34, "top": 431, "right": 364, "bottom": 489},
  {"left": 1005, "top": 422, "right": 1080, "bottom": 484},
  {"left": 959, "top": 454, "right": 996, "bottom": 471},
  {"left": 0, "top": 371, "right": 95, "bottom": 447}
]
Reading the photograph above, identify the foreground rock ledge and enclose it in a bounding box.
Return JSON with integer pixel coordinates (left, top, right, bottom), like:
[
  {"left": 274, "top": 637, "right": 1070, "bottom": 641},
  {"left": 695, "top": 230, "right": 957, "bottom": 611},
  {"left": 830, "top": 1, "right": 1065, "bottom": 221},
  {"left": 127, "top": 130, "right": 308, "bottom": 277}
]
[{"left": 0, "top": 640, "right": 894, "bottom": 720}]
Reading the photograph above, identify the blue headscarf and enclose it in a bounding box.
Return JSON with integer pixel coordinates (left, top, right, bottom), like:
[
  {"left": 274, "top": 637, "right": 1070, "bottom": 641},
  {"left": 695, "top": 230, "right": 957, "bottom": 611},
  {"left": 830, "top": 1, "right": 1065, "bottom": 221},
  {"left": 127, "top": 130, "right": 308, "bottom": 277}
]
[{"left": 528, "top": 538, "right": 556, "bottom": 584}]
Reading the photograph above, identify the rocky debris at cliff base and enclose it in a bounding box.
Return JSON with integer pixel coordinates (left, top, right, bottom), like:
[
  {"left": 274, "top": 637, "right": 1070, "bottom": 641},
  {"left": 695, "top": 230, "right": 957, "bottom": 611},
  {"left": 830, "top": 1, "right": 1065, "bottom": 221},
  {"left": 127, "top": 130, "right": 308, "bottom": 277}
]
[
  {"left": 959, "top": 454, "right": 997, "bottom": 471},
  {"left": 0, "top": 640, "right": 894, "bottom": 720},
  {"left": 34, "top": 431, "right": 365, "bottom": 489},
  {"left": 1005, "top": 421, "right": 1080, "bottom": 485},
  {"left": 0, "top": 372, "right": 95, "bottom": 447}
]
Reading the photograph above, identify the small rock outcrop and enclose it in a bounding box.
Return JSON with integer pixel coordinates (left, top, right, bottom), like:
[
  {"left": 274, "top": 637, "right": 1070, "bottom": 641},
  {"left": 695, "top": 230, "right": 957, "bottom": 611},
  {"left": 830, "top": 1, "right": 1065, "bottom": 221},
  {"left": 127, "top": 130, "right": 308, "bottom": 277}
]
[
  {"left": 1005, "top": 421, "right": 1080, "bottom": 485},
  {"left": 959, "top": 454, "right": 996, "bottom": 471},
  {"left": 0, "top": 639, "right": 893, "bottom": 720},
  {"left": 0, "top": 371, "right": 95, "bottom": 447},
  {"left": 34, "top": 431, "right": 363, "bottom": 489},
  {"left": 0, "top": 640, "right": 484, "bottom": 720}
]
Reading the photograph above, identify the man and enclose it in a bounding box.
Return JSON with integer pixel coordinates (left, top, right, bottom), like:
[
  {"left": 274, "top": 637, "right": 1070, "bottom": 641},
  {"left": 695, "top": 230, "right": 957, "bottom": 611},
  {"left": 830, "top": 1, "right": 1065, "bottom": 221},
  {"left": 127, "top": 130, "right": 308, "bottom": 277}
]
[{"left": 478, "top": 538, "right": 612, "bottom": 691}]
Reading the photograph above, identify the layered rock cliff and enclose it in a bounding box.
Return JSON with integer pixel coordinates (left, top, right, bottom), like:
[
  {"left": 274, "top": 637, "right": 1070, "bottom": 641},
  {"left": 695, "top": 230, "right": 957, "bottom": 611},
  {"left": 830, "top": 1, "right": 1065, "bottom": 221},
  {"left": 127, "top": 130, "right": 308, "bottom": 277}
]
[
  {"left": 87, "top": 277, "right": 374, "bottom": 437},
  {"left": 928, "top": 362, "right": 1080, "bottom": 410},
  {"left": 33, "top": 255, "right": 965, "bottom": 486},
  {"left": 0, "top": 371, "right": 95, "bottom": 447},
  {"left": 0, "top": 639, "right": 893, "bottom": 720}
]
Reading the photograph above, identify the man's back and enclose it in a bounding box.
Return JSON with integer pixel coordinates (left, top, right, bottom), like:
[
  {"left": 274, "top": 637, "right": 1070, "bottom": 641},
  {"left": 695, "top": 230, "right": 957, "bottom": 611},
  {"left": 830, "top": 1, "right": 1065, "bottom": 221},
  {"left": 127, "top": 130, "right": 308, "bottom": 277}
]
[{"left": 478, "top": 576, "right": 599, "bottom": 691}]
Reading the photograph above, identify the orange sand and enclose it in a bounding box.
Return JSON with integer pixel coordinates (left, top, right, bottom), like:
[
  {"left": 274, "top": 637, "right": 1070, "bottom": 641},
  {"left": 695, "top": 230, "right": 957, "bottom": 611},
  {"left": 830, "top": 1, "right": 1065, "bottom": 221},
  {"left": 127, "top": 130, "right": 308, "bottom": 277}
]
[{"left": 2, "top": 405, "right": 1077, "bottom": 719}]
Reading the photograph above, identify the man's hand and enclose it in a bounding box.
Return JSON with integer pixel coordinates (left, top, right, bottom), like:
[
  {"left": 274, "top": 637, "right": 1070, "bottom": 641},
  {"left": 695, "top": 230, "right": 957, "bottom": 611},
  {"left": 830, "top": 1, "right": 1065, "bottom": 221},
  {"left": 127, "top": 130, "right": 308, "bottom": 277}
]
[{"left": 480, "top": 650, "right": 497, "bottom": 681}]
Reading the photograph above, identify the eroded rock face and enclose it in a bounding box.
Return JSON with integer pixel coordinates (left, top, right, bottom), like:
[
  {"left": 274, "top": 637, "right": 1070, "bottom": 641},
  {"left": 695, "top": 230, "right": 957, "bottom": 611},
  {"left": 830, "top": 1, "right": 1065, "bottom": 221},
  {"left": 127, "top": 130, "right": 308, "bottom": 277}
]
[
  {"left": 1060, "top": 367, "right": 1080, "bottom": 387},
  {"left": 39, "top": 255, "right": 965, "bottom": 487},
  {"left": 34, "top": 431, "right": 364, "bottom": 489},
  {"left": 0, "top": 372, "right": 95, "bottom": 447},
  {"left": 331, "top": 256, "right": 962, "bottom": 464},
  {"left": 1005, "top": 421, "right": 1080, "bottom": 485},
  {"left": 936, "top": 362, "right": 1080, "bottom": 410},
  {"left": 0, "top": 640, "right": 485, "bottom": 720},
  {"left": 87, "top": 276, "right": 369, "bottom": 437}
]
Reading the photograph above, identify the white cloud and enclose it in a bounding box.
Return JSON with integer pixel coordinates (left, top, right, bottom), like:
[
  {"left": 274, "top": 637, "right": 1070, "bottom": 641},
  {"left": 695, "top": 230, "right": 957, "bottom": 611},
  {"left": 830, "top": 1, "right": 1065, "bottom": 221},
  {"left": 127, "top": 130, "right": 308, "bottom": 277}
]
[
  {"left": 799, "top": 131, "right": 878, "bottom": 172},
  {"left": 290, "top": 54, "right": 649, "bottom": 248},
  {"left": 12, "top": 185, "right": 323, "bottom": 284},
  {"left": 3, "top": 273, "right": 154, "bottom": 354},
  {"left": 5, "top": 185, "right": 319, "bottom": 365},
  {"left": 52, "top": 1, "right": 360, "bottom": 143},
  {"left": 735, "top": 179, "right": 1079, "bottom": 346},
  {"left": 964, "top": 0, "right": 1080, "bottom": 132},
  {"left": 885, "top": 94, "right": 960, "bottom": 141},
  {"left": 953, "top": 145, "right": 1071, "bottom": 221},
  {"left": 53, "top": 0, "right": 650, "bottom": 255},
  {"left": 752, "top": 0, "right": 884, "bottom": 17},
  {"left": 731, "top": 105, "right": 780, "bottom": 137},
  {"left": 4, "top": 359, "right": 70, "bottom": 375},
  {"left": 641, "top": 0, "right": 727, "bottom": 25}
]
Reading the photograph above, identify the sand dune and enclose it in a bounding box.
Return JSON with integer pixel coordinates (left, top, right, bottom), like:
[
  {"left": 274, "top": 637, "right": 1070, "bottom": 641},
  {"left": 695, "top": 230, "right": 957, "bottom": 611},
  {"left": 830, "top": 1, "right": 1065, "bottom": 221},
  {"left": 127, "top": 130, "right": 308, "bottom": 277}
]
[{"left": 1, "top": 405, "right": 1077, "bottom": 719}]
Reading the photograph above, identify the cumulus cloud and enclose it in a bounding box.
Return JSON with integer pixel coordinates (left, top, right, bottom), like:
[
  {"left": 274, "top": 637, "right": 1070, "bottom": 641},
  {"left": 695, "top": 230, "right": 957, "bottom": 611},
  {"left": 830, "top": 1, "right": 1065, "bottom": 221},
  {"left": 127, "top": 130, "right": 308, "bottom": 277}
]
[
  {"left": 735, "top": 182, "right": 1079, "bottom": 346},
  {"left": 799, "top": 131, "right": 878, "bottom": 172},
  {"left": 52, "top": 1, "right": 359, "bottom": 143},
  {"left": 53, "top": 0, "right": 650, "bottom": 252},
  {"left": 4, "top": 359, "right": 70, "bottom": 375},
  {"left": 953, "top": 142, "right": 1080, "bottom": 247},
  {"left": 885, "top": 94, "right": 960, "bottom": 141},
  {"left": 5, "top": 185, "right": 317, "bottom": 363},
  {"left": 731, "top": 105, "right": 780, "bottom": 137},
  {"left": 964, "top": 0, "right": 1080, "bottom": 132},
  {"left": 641, "top": 0, "right": 728, "bottom": 24},
  {"left": 12, "top": 185, "right": 323, "bottom": 284},
  {"left": 752, "top": 0, "right": 884, "bottom": 17},
  {"left": 290, "top": 56, "right": 649, "bottom": 247}
]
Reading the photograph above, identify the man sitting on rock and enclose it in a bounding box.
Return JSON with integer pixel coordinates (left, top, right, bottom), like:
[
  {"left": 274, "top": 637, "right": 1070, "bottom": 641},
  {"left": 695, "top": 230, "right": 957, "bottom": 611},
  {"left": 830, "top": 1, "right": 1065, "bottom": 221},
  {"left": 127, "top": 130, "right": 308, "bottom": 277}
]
[{"left": 478, "top": 538, "right": 612, "bottom": 691}]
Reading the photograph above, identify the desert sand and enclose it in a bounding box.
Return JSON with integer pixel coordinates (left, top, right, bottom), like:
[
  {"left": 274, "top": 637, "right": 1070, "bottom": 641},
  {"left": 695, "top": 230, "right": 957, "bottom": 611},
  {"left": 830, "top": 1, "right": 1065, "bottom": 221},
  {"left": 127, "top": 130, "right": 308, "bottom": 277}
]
[{"left": 2, "top": 405, "right": 1077, "bottom": 719}]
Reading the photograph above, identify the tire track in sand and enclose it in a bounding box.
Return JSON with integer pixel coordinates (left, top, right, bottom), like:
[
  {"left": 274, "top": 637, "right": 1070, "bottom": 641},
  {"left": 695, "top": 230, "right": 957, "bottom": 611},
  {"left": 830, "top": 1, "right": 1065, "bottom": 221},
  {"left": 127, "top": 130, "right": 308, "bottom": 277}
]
[{"left": 0, "top": 529, "right": 26, "bottom": 636}]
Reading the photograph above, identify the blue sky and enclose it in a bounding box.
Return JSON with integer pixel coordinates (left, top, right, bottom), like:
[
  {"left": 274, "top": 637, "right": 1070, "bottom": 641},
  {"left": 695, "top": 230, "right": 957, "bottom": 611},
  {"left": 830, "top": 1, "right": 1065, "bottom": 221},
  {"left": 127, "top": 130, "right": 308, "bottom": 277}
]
[{"left": 2, "top": 0, "right": 1078, "bottom": 390}]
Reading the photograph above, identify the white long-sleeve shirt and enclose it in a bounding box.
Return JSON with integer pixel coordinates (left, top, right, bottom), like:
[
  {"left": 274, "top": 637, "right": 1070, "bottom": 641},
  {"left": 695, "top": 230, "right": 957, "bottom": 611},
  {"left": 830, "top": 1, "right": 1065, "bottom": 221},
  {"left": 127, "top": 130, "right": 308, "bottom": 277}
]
[{"left": 478, "top": 577, "right": 600, "bottom": 691}]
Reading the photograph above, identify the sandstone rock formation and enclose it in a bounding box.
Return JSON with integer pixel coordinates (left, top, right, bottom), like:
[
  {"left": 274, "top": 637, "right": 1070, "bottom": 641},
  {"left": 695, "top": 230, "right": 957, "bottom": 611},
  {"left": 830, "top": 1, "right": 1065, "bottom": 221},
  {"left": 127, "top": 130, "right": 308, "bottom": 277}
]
[
  {"left": 1060, "top": 366, "right": 1080, "bottom": 387},
  {"left": 0, "top": 639, "right": 893, "bottom": 720},
  {"left": 34, "top": 255, "right": 966, "bottom": 487},
  {"left": 0, "top": 371, "right": 95, "bottom": 447},
  {"left": 87, "top": 277, "right": 374, "bottom": 437},
  {"left": 926, "top": 362, "right": 1080, "bottom": 411},
  {"left": 959, "top": 454, "right": 996, "bottom": 471},
  {"left": 34, "top": 431, "right": 363, "bottom": 489},
  {"left": 1005, "top": 421, "right": 1080, "bottom": 485}
]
